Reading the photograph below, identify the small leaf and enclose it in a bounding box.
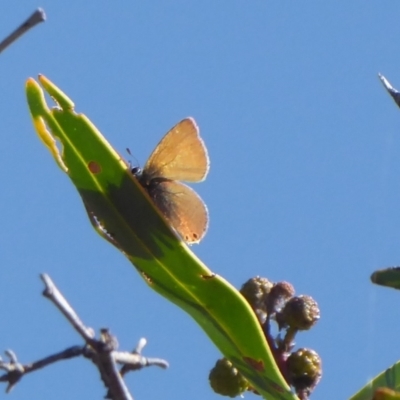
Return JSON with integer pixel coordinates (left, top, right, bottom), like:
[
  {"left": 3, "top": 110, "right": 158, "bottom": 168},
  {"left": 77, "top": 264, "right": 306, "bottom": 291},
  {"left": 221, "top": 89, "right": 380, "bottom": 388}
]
[{"left": 371, "top": 267, "right": 400, "bottom": 290}]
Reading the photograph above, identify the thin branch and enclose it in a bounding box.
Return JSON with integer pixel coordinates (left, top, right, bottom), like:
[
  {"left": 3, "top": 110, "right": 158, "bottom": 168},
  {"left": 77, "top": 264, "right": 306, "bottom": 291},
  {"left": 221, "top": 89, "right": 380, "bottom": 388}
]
[
  {"left": 118, "top": 345, "right": 169, "bottom": 377},
  {"left": 0, "top": 9, "right": 46, "bottom": 54},
  {"left": 21, "top": 346, "right": 84, "bottom": 373},
  {"left": 85, "top": 332, "right": 133, "bottom": 400},
  {"left": 41, "top": 274, "right": 132, "bottom": 400},
  {"left": 0, "top": 346, "right": 83, "bottom": 393},
  {"left": 117, "top": 352, "right": 169, "bottom": 372},
  {"left": 1, "top": 275, "right": 169, "bottom": 399},
  {"left": 41, "top": 274, "right": 96, "bottom": 343},
  {"left": 135, "top": 338, "right": 147, "bottom": 354}
]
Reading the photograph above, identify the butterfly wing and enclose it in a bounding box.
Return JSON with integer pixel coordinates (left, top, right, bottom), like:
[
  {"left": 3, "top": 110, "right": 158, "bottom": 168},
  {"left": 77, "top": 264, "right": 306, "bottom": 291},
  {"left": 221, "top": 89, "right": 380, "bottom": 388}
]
[
  {"left": 147, "top": 179, "right": 208, "bottom": 244},
  {"left": 142, "top": 118, "right": 209, "bottom": 183}
]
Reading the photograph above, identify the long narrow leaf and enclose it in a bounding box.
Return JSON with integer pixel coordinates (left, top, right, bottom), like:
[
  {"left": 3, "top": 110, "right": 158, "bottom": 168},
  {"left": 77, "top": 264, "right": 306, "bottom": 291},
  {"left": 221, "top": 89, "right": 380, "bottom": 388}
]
[{"left": 26, "top": 75, "right": 296, "bottom": 400}]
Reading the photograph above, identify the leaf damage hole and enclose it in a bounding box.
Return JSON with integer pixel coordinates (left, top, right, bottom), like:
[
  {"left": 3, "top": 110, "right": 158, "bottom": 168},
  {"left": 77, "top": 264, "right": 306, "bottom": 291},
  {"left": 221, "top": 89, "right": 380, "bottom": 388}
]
[
  {"left": 201, "top": 273, "right": 216, "bottom": 280},
  {"left": 35, "top": 117, "right": 68, "bottom": 172},
  {"left": 88, "top": 161, "right": 102, "bottom": 174},
  {"left": 90, "top": 212, "right": 116, "bottom": 242},
  {"left": 54, "top": 136, "right": 64, "bottom": 155},
  {"left": 141, "top": 271, "right": 153, "bottom": 285}
]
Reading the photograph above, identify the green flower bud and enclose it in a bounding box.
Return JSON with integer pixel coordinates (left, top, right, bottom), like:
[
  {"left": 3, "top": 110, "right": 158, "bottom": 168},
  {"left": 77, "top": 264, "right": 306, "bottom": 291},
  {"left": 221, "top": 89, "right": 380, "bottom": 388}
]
[
  {"left": 209, "top": 358, "right": 249, "bottom": 397},
  {"left": 286, "top": 348, "right": 322, "bottom": 399}
]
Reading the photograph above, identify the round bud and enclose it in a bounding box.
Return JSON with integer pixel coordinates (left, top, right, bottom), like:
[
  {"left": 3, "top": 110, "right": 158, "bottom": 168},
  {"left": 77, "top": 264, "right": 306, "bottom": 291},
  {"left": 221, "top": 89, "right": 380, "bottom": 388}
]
[
  {"left": 240, "top": 277, "right": 273, "bottom": 323},
  {"left": 286, "top": 348, "right": 322, "bottom": 398},
  {"left": 265, "top": 281, "right": 295, "bottom": 315},
  {"left": 209, "top": 358, "right": 249, "bottom": 397},
  {"left": 279, "top": 295, "right": 320, "bottom": 331}
]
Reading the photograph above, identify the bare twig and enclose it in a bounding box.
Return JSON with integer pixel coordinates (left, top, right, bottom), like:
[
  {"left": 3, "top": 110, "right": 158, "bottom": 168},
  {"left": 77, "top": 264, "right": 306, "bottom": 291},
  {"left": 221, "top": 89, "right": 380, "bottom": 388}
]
[
  {"left": 135, "top": 338, "right": 147, "bottom": 354},
  {"left": 0, "top": 9, "right": 46, "bottom": 54},
  {"left": 41, "top": 274, "right": 95, "bottom": 343},
  {"left": 1, "top": 274, "right": 169, "bottom": 399},
  {"left": 119, "top": 339, "right": 169, "bottom": 377},
  {"left": 86, "top": 330, "right": 133, "bottom": 400},
  {"left": 41, "top": 274, "right": 132, "bottom": 400},
  {"left": 0, "top": 346, "right": 83, "bottom": 393}
]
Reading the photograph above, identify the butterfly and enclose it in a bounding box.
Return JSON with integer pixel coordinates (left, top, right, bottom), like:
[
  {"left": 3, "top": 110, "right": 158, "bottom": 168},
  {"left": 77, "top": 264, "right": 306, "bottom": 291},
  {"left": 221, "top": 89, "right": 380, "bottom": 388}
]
[{"left": 132, "top": 118, "right": 209, "bottom": 244}]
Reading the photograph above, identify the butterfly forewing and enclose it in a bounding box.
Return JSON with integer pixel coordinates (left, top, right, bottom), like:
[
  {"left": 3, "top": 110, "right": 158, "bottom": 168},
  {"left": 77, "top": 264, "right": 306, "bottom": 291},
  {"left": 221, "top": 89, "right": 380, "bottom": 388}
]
[
  {"left": 143, "top": 118, "right": 209, "bottom": 183},
  {"left": 147, "top": 180, "right": 208, "bottom": 244}
]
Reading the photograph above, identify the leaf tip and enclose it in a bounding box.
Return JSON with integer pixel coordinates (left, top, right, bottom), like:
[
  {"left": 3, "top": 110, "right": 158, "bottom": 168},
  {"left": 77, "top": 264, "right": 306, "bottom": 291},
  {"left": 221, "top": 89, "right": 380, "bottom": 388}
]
[
  {"left": 25, "top": 77, "right": 41, "bottom": 97},
  {"left": 38, "top": 74, "right": 75, "bottom": 110},
  {"left": 26, "top": 77, "right": 37, "bottom": 87}
]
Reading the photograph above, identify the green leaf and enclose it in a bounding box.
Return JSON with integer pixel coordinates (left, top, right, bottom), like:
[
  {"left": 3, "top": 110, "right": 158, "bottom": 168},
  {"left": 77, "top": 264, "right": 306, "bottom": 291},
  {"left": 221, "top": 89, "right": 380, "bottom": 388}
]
[
  {"left": 371, "top": 267, "right": 400, "bottom": 290},
  {"left": 26, "top": 75, "right": 297, "bottom": 400},
  {"left": 349, "top": 361, "right": 400, "bottom": 400}
]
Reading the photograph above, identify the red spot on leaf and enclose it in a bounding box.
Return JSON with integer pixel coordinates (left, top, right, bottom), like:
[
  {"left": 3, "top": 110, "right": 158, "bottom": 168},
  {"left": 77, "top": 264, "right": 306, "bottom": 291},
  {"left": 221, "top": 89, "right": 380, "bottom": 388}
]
[
  {"left": 269, "top": 382, "right": 286, "bottom": 394},
  {"left": 88, "top": 161, "right": 101, "bottom": 174},
  {"left": 243, "top": 357, "right": 264, "bottom": 371}
]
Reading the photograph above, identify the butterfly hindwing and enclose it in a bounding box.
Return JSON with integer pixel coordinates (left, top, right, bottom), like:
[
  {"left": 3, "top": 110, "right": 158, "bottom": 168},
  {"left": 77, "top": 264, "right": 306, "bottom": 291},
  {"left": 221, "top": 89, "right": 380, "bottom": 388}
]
[{"left": 146, "top": 179, "right": 208, "bottom": 244}]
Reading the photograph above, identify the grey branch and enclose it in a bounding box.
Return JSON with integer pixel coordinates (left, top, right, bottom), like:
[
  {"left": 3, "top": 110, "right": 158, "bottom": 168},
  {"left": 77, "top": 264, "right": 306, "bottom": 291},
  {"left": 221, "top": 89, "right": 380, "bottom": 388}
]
[
  {"left": 41, "top": 274, "right": 96, "bottom": 343},
  {"left": 0, "top": 346, "right": 83, "bottom": 393},
  {"left": 0, "top": 274, "right": 169, "bottom": 400},
  {"left": 0, "top": 9, "right": 46, "bottom": 54}
]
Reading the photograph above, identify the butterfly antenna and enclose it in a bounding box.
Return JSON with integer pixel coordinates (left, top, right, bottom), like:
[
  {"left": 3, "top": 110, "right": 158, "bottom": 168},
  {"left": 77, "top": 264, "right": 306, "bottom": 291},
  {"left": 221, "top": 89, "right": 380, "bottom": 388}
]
[{"left": 126, "top": 147, "right": 141, "bottom": 175}]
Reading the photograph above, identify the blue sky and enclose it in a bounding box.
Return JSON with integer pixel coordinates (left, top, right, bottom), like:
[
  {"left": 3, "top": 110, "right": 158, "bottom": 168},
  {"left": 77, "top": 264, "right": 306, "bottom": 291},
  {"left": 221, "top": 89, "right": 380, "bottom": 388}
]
[{"left": 1, "top": 2, "right": 400, "bottom": 399}]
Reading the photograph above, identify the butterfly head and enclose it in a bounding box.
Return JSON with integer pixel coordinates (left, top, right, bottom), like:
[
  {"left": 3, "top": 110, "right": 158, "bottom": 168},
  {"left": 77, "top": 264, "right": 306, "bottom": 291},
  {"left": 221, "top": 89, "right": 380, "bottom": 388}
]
[{"left": 130, "top": 166, "right": 142, "bottom": 177}]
